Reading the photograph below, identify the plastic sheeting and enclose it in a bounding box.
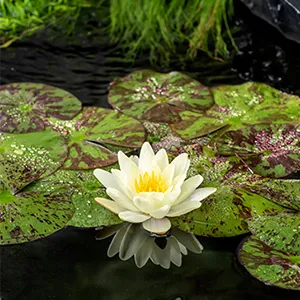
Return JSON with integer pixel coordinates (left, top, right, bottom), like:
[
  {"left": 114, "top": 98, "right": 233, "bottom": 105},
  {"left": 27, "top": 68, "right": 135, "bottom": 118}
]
[{"left": 241, "top": 0, "right": 300, "bottom": 43}]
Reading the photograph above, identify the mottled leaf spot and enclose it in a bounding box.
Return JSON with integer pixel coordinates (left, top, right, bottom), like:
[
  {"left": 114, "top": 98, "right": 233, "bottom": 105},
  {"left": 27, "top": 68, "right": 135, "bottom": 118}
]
[
  {"left": 0, "top": 83, "right": 82, "bottom": 133},
  {"left": 108, "top": 70, "right": 213, "bottom": 123},
  {"left": 238, "top": 236, "right": 300, "bottom": 291}
]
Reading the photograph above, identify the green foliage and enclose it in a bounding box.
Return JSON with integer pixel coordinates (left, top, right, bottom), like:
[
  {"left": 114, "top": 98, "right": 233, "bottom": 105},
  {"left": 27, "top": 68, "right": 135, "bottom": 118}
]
[
  {"left": 45, "top": 107, "right": 146, "bottom": 169},
  {"left": 247, "top": 212, "right": 300, "bottom": 255},
  {"left": 238, "top": 236, "right": 300, "bottom": 291},
  {"left": 0, "top": 0, "right": 237, "bottom": 63},
  {"left": 0, "top": 180, "right": 74, "bottom": 245},
  {"left": 0, "top": 0, "right": 89, "bottom": 47},
  {"left": 0, "top": 74, "right": 299, "bottom": 290},
  {"left": 107, "top": 0, "right": 238, "bottom": 62},
  {"left": 0, "top": 83, "right": 82, "bottom": 133},
  {"left": 26, "top": 169, "right": 122, "bottom": 228},
  {"left": 108, "top": 70, "right": 213, "bottom": 123}
]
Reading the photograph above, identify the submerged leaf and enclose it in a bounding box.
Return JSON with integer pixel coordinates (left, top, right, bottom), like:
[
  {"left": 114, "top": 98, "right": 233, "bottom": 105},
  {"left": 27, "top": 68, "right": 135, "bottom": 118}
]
[
  {"left": 0, "top": 83, "right": 82, "bottom": 133},
  {"left": 248, "top": 211, "right": 300, "bottom": 255},
  {"left": 45, "top": 107, "right": 146, "bottom": 169},
  {"left": 238, "top": 236, "right": 300, "bottom": 291},
  {"left": 171, "top": 82, "right": 300, "bottom": 140},
  {"left": 216, "top": 124, "right": 300, "bottom": 178},
  {"left": 0, "top": 129, "right": 68, "bottom": 193},
  {"left": 108, "top": 70, "right": 213, "bottom": 123},
  {"left": 0, "top": 183, "right": 74, "bottom": 245}
]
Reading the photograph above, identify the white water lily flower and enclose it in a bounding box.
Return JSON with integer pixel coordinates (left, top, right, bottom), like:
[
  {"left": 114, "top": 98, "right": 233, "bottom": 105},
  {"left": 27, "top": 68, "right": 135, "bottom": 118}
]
[{"left": 94, "top": 142, "right": 216, "bottom": 234}]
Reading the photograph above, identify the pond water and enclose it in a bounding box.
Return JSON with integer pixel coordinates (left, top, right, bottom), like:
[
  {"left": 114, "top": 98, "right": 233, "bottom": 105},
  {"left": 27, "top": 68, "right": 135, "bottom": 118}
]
[{"left": 0, "top": 4, "right": 300, "bottom": 300}]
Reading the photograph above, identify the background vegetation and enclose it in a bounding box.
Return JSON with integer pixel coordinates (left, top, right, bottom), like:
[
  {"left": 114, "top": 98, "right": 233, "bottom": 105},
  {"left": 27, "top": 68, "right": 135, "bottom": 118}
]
[{"left": 0, "top": 0, "right": 237, "bottom": 63}]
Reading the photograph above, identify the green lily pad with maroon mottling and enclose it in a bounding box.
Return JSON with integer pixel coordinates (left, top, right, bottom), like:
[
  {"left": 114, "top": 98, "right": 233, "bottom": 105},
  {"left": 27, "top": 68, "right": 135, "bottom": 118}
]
[
  {"left": 0, "top": 83, "right": 82, "bottom": 133},
  {"left": 45, "top": 107, "right": 145, "bottom": 170},
  {"left": 108, "top": 70, "right": 213, "bottom": 123},
  {"left": 216, "top": 124, "right": 300, "bottom": 178},
  {"left": 247, "top": 211, "right": 300, "bottom": 255},
  {"left": 0, "top": 129, "right": 68, "bottom": 194},
  {"left": 238, "top": 236, "right": 300, "bottom": 291},
  {"left": 170, "top": 146, "right": 284, "bottom": 237},
  {"left": 0, "top": 181, "right": 74, "bottom": 245},
  {"left": 249, "top": 179, "right": 300, "bottom": 211},
  {"left": 170, "top": 82, "right": 300, "bottom": 140},
  {"left": 26, "top": 168, "right": 122, "bottom": 228}
]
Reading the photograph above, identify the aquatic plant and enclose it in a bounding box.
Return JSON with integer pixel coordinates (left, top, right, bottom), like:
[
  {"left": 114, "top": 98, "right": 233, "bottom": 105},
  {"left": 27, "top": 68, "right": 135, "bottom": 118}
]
[
  {"left": 94, "top": 142, "right": 216, "bottom": 234},
  {"left": 0, "top": 0, "right": 90, "bottom": 47},
  {"left": 0, "top": 0, "right": 237, "bottom": 62},
  {"left": 0, "top": 72, "right": 299, "bottom": 289}
]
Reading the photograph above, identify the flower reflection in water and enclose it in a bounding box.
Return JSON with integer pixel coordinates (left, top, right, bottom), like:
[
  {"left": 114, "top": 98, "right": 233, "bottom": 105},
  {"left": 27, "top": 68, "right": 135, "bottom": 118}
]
[{"left": 96, "top": 223, "right": 203, "bottom": 269}]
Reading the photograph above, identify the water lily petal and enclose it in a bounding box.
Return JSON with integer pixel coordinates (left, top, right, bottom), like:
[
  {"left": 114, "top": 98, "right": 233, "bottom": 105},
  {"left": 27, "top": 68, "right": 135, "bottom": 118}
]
[
  {"left": 130, "top": 155, "right": 139, "bottom": 165},
  {"left": 150, "top": 205, "right": 170, "bottom": 219},
  {"left": 172, "top": 174, "right": 187, "bottom": 190},
  {"left": 142, "top": 217, "right": 171, "bottom": 234},
  {"left": 111, "top": 169, "right": 137, "bottom": 198},
  {"left": 166, "top": 201, "right": 201, "bottom": 217},
  {"left": 170, "top": 153, "right": 190, "bottom": 178},
  {"left": 93, "top": 169, "right": 119, "bottom": 190},
  {"left": 118, "top": 151, "right": 141, "bottom": 179},
  {"left": 173, "top": 175, "right": 203, "bottom": 205},
  {"left": 119, "top": 211, "right": 151, "bottom": 223},
  {"left": 183, "top": 187, "right": 217, "bottom": 202},
  {"left": 107, "top": 188, "right": 139, "bottom": 211},
  {"left": 138, "top": 142, "right": 160, "bottom": 173},
  {"left": 155, "top": 149, "right": 169, "bottom": 171},
  {"left": 133, "top": 192, "right": 165, "bottom": 213},
  {"left": 163, "top": 188, "right": 182, "bottom": 205},
  {"left": 134, "top": 237, "right": 153, "bottom": 268},
  {"left": 95, "top": 197, "right": 124, "bottom": 214},
  {"left": 161, "top": 163, "right": 175, "bottom": 187}
]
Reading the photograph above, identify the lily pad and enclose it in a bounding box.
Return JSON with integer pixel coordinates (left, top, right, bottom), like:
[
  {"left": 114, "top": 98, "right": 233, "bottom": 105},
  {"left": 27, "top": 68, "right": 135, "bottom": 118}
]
[
  {"left": 0, "top": 129, "right": 68, "bottom": 193},
  {"left": 45, "top": 107, "right": 146, "bottom": 169},
  {"left": 26, "top": 168, "right": 122, "bottom": 228},
  {"left": 108, "top": 70, "right": 213, "bottom": 123},
  {"left": 238, "top": 236, "right": 300, "bottom": 291},
  {"left": 249, "top": 179, "right": 300, "bottom": 210},
  {"left": 0, "top": 83, "right": 82, "bottom": 133},
  {"left": 216, "top": 124, "right": 300, "bottom": 178},
  {"left": 170, "top": 82, "right": 300, "bottom": 140},
  {"left": 0, "top": 181, "right": 74, "bottom": 245},
  {"left": 247, "top": 211, "right": 300, "bottom": 255},
  {"left": 170, "top": 147, "right": 284, "bottom": 237}
]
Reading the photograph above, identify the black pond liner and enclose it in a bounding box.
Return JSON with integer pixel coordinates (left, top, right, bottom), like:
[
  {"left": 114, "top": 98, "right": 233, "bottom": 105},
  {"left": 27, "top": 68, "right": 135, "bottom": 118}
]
[{"left": 0, "top": 3, "right": 300, "bottom": 300}]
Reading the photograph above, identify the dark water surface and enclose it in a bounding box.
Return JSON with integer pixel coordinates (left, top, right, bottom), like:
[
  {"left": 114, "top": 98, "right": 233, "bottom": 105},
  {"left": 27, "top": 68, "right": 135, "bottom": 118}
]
[{"left": 1, "top": 3, "right": 300, "bottom": 300}]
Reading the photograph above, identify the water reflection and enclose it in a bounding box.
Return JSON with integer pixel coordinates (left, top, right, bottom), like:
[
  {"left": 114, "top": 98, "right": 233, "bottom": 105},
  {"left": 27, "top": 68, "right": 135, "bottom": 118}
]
[{"left": 96, "top": 223, "right": 203, "bottom": 269}]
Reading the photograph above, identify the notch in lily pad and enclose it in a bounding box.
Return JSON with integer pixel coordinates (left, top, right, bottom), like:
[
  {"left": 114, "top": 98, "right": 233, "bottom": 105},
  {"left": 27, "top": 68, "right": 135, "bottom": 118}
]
[
  {"left": 170, "top": 82, "right": 300, "bottom": 140},
  {"left": 0, "top": 83, "right": 82, "bottom": 133},
  {"left": 108, "top": 70, "right": 213, "bottom": 123},
  {"left": 0, "top": 181, "right": 74, "bottom": 245},
  {"left": 45, "top": 107, "right": 146, "bottom": 170}
]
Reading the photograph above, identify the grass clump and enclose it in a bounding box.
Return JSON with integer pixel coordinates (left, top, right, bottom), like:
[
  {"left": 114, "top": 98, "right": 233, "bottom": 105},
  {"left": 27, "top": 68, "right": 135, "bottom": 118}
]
[
  {"left": 0, "top": 0, "right": 92, "bottom": 47},
  {"left": 0, "top": 0, "right": 238, "bottom": 63},
  {"left": 107, "top": 0, "right": 238, "bottom": 62}
]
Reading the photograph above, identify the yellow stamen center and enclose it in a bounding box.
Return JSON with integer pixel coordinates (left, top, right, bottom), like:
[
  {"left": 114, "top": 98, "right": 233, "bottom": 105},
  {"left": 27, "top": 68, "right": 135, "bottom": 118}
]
[{"left": 135, "top": 171, "right": 167, "bottom": 193}]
